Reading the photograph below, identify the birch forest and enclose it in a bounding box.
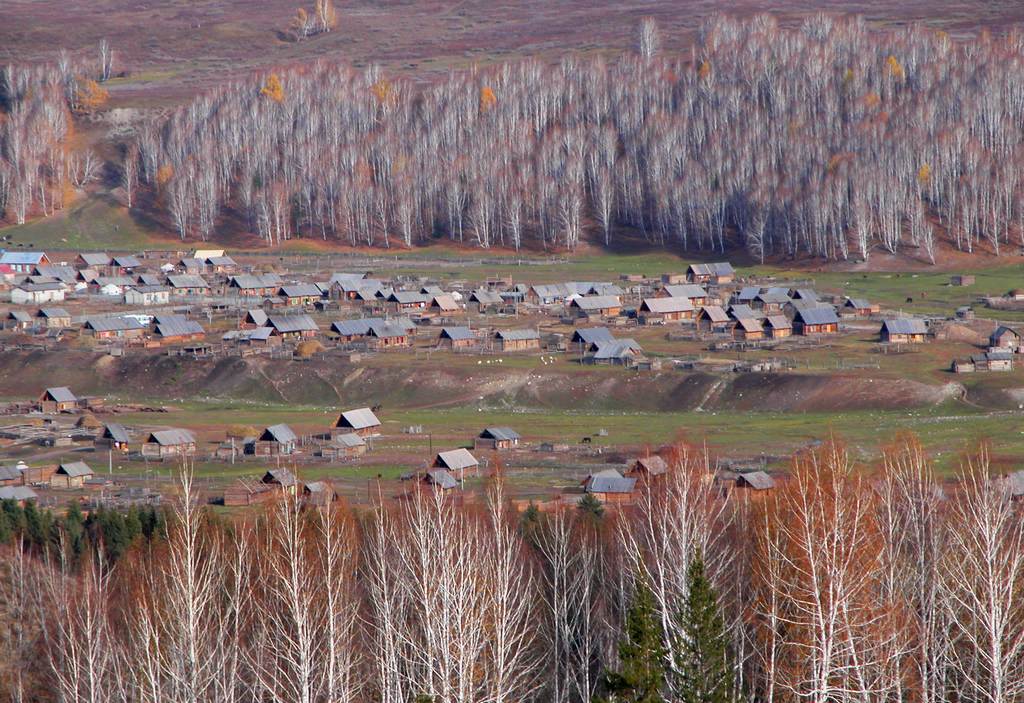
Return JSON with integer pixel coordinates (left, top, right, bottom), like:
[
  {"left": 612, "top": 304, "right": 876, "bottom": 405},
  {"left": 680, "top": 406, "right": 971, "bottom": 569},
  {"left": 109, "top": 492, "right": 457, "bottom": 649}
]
[
  {"left": 122, "top": 15, "right": 1024, "bottom": 260},
  {"left": 3, "top": 437, "right": 1024, "bottom": 702}
]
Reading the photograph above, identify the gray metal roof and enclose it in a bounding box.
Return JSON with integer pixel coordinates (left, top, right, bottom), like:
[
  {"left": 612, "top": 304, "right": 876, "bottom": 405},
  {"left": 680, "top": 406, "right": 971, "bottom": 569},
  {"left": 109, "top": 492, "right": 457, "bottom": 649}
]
[
  {"left": 441, "top": 326, "right": 475, "bottom": 341},
  {"left": 112, "top": 255, "right": 141, "bottom": 268},
  {"left": 763, "top": 315, "right": 791, "bottom": 329},
  {"left": 389, "top": 291, "right": 429, "bottom": 304},
  {"left": 147, "top": 429, "right": 196, "bottom": 446},
  {"left": 882, "top": 318, "right": 928, "bottom": 335},
  {"left": 85, "top": 316, "right": 146, "bottom": 332},
  {"left": 155, "top": 317, "right": 204, "bottom": 338},
  {"left": 425, "top": 469, "right": 459, "bottom": 490},
  {"left": 573, "top": 327, "right": 615, "bottom": 345},
  {"left": 738, "top": 471, "right": 775, "bottom": 490},
  {"left": 279, "top": 283, "right": 322, "bottom": 298},
  {"left": 593, "top": 339, "right": 642, "bottom": 360},
  {"left": 333, "top": 432, "right": 366, "bottom": 448},
  {"left": 44, "top": 387, "right": 77, "bottom": 403},
  {"left": 435, "top": 448, "right": 479, "bottom": 471},
  {"left": 230, "top": 274, "right": 281, "bottom": 289},
  {"left": 245, "top": 310, "right": 268, "bottom": 326},
  {"left": 642, "top": 297, "right": 694, "bottom": 314},
  {"left": 470, "top": 290, "right": 503, "bottom": 305},
  {"left": 58, "top": 461, "right": 93, "bottom": 477},
  {"left": 795, "top": 307, "right": 839, "bottom": 325},
  {"left": 699, "top": 306, "right": 730, "bottom": 323},
  {"left": 167, "top": 274, "right": 210, "bottom": 289},
  {"left": 663, "top": 284, "right": 708, "bottom": 299},
  {"left": 263, "top": 468, "right": 297, "bottom": 487},
  {"left": 634, "top": 456, "right": 668, "bottom": 475},
  {"left": 336, "top": 408, "right": 381, "bottom": 430},
  {"left": 0, "top": 486, "right": 37, "bottom": 501},
  {"left": 495, "top": 329, "right": 539, "bottom": 341},
  {"left": 104, "top": 423, "right": 130, "bottom": 443},
  {"left": 7, "top": 311, "right": 30, "bottom": 322},
  {"left": 369, "top": 321, "right": 408, "bottom": 338},
  {"left": 0, "top": 252, "right": 47, "bottom": 265},
  {"left": 0, "top": 466, "right": 22, "bottom": 481},
  {"left": 78, "top": 253, "right": 110, "bottom": 266},
  {"left": 481, "top": 427, "right": 520, "bottom": 441},
  {"left": 267, "top": 314, "right": 318, "bottom": 333},
  {"left": 261, "top": 424, "right": 297, "bottom": 443},
  {"left": 572, "top": 295, "right": 621, "bottom": 311},
  {"left": 585, "top": 469, "right": 637, "bottom": 494}
]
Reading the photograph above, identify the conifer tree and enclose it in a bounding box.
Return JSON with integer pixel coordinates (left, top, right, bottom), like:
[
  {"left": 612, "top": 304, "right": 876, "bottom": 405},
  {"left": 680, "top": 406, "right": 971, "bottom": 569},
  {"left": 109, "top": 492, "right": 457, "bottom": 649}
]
[
  {"left": 601, "top": 579, "right": 667, "bottom": 703},
  {"left": 674, "top": 550, "right": 734, "bottom": 703}
]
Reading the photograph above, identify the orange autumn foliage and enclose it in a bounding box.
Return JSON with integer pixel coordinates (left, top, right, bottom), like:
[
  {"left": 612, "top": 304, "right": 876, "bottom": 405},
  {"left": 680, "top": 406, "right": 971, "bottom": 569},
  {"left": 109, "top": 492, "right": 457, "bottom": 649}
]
[
  {"left": 260, "top": 74, "right": 286, "bottom": 103},
  {"left": 480, "top": 85, "right": 497, "bottom": 112},
  {"left": 75, "top": 79, "right": 109, "bottom": 112}
]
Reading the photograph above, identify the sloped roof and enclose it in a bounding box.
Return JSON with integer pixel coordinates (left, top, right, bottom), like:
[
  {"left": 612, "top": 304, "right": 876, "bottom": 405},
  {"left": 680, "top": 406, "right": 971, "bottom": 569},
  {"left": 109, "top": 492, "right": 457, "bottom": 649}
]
[
  {"left": 333, "top": 432, "right": 366, "bottom": 448},
  {"left": 735, "top": 317, "right": 762, "bottom": 333},
  {"left": 260, "top": 423, "right": 297, "bottom": 444},
  {"left": 369, "top": 322, "right": 408, "bottom": 338},
  {"left": 431, "top": 294, "right": 459, "bottom": 310},
  {"left": 8, "top": 310, "right": 31, "bottom": 322},
  {"left": 279, "top": 283, "right": 322, "bottom": 298},
  {"left": 104, "top": 423, "right": 130, "bottom": 443},
  {"left": 495, "top": 329, "right": 538, "bottom": 341},
  {"left": 230, "top": 273, "right": 281, "bottom": 289},
  {"left": 58, "top": 461, "right": 93, "bottom": 477},
  {"left": 147, "top": 429, "right": 196, "bottom": 446},
  {"left": 435, "top": 448, "right": 479, "bottom": 471},
  {"left": 845, "top": 297, "right": 872, "bottom": 309},
  {"left": 78, "top": 252, "right": 110, "bottom": 266},
  {"left": 425, "top": 468, "right": 459, "bottom": 490},
  {"left": 763, "top": 315, "right": 791, "bottom": 329},
  {"left": 584, "top": 469, "right": 637, "bottom": 494},
  {"left": 85, "top": 316, "right": 146, "bottom": 332},
  {"left": 389, "top": 291, "right": 429, "bottom": 304},
  {"left": 263, "top": 468, "right": 297, "bottom": 487},
  {"left": 699, "top": 306, "right": 730, "bottom": 323},
  {"left": 593, "top": 339, "right": 642, "bottom": 360},
  {"left": 44, "top": 387, "right": 77, "bottom": 403},
  {"left": 167, "top": 274, "right": 210, "bottom": 289},
  {"left": 267, "top": 314, "right": 318, "bottom": 333},
  {"left": 0, "top": 486, "right": 37, "bottom": 501},
  {"left": 663, "top": 284, "right": 708, "bottom": 299},
  {"left": 0, "top": 466, "right": 21, "bottom": 481},
  {"left": 469, "top": 290, "right": 503, "bottom": 305},
  {"left": 882, "top": 318, "right": 928, "bottom": 335},
  {"left": 634, "top": 456, "right": 668, "bottom": 475},
  {"left": 794, "top": 307, "right": 839, "bottom": 326},
  {"left": 642, "top": 297, "right": 694, "bottom": 314},
  {"left": 589, "top": 283, "right": 624, "bottom": 297},
  {"left": 572, "top": 295, "right": 621, "bottom": 311},
  {"left": 738, "top": 471, "right": 775, "bottom": 490},
  {"left": 573, "top": 327, "right": 615, "bottom": 345},
  {"left": 441, "top": 326, "right": 475, "bottom": 341},
  {"left": 155, "top": 317, "right": 204, "bottom": 338},
  {"left": 481, "top": 427, "right": 520, "bottom": 441},
  {"left": 1, "top": 252, "right": 47, "bottom": 265},
  {"left": 245, "top": 310, "right": 269, "bottom": 326},
  {"left": 112, "top": 255, "right": 142, "bottom": 268},
  {"left": 336, "top": 408, "right": 381, "bottom": 430},
  {"left": 688, "top": 262, "right": 734, "bottom": 276}
]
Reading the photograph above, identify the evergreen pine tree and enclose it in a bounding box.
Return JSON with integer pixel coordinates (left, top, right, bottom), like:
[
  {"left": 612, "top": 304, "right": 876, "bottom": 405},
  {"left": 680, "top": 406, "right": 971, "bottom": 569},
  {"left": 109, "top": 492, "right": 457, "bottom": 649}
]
[
  {"left": 577, "top": 492, "right": 605, "bottom": 519},
  {"left": 674, "top": 550, "right": 734, "bottom": 703},
  {"left": 601, "top": 579, "right": 667, "bottom": 703}
]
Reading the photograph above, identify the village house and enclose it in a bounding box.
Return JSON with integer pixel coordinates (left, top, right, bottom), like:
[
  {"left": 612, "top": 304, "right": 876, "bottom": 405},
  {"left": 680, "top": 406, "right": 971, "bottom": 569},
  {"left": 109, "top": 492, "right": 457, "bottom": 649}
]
[
  {"left": 326, "top": 273, "right": 368, "bottom": 298},
  {"left": 34, "top": 265, "right": 78, "bottom": 285},
  {"left": 249, "top": 424, "right": 299, "bottom": 456},
  {"left": 141, "top": 429, "right": 197, "bottom": 459},
  {"left": 0, "top": 465, "right": 23, "bottom": 487},
  {"left": 318, "top": 432, "right": 367, "bottom": 460},
  {"left": 303, "top": 481, "right": 340, "bottom": 506},
  {"left": 5, "top": 310, "right": 31, "bottom": 330},
  {"left": 589, "top": 339, "right": 644, "bottom": 366},
  {"left": 735, "top": 471, "right": 776, "bottom": 492},
  {"left": 96, "top": 423, "right": 131, "bottom": 452},
  {"left": 639, "top": 296, "right": 694, "bottom": 323},
  {"left": 261, "top": 468, "right": 299, "bottom": 496},
  {"left": 111, "top": 255, "right": 142, "bottom": 274},
  {"left": 626, "top": 455, "right": 668, "bottom": 481},
  {"left": 75, "top": 253, "right": 111, "bottom": 272},
  {"left": 880, "top": 318, "right": 929, "bottom": 344},
  {"left": 474, "top": 427, "right": 521, "bottom": 451},
  {"left": 124, "top": 285, "right": 170, "bottom": 306},
  {"left": 229, "top": 273, "right": 282, "bottom": 297},
  {"left": 51, "top": 461, "right": 93, "bottom": 489},
  {"left": 368, "top": 321, "right": 412, "bottom": 349},
  {"left": 334, "top": 407, "right": 382, "bottom": 437},
  {"left": 223, "top": 480, "right": 276, "bottom": 507},
  {"left": 727, "top": 304, "right": 759, "bottom": 321},
  {"left": 420, "top": 468, "right": 460, "bottom": 493},
  {"left": 989, "top": 326, "right": 1021, "bottom": 351},
  {"left": 843, "top": 298, "right": 879, "bottom": 316},
  {"left": 762, "top": 315, "right": 793, "bottom": 339},
  {"left": 733, "top": 317, "right": 765, "bottom": 341},
  {"left": 686, "top": 262, "right": 735, "bottom": 285},
  {"left": 429, "top": 294, "right": 460, "bottom": 315},
  {"left": 83, "top": 316, "right": 147, "bottom": 340},
  {"left": 91, "top": 276, "right": 135, "bottom": 295},
  {"left": 792, "top": 307, "right": 839, "bottom": 335},
  {"left": 433, "top": 448, "right": 480, "bottom": 478},
  {"left": 0, "top": 251, "right": 49, "bottom": 274},
  {"left": 526, "top": 283, "right": 574, "bottom": 306},
  {"left": 267, "top": 314, "right": 319, "bottom": 340},
  {"left": 241, "top": 309, "right": 269, "bottom": 329},
  {"left": 438, "top": 326, "right": 477, "bottom": 350},
  {"left": 571, "top": 327, "right": 615, "bottom": 352},
  {"left": 660, "top": 284, "right": 709, "bottom": 306},
  {"left": 11, "top": 281, "right": 66, "bottom": 304},
  {"left": 494, "top": 329, "right": 540, "bottom": 352},
  {"left": 661, "top": 273, "right": 687, "bottom": 285},
  {"left": 979, "top": 351, "right": 1014, "bottom": 372},
  {"left": 279, "top": 283, "right": 323, "bottom": 307},
  {"left": 39, "top": 387, "right": 79, "bottom": 413},
  {"left": 582, "top": 469, "right": 638, "bottom": 504},
  {"left": 38, "top": 308, "right": 75, "bottom": 331},
  {"left": 469, "top": 289, "right": 503, "bottom": 310},
  {"left": 570, "top": 295, "right": 622, "bottom": 319},
  {"left": 0, "top": 486, "right": 38, "bottom": 505},
  {"left": 206, "top": 255, "right": 238, "bottom": 274},
  {"left": 153, "top": 315, "right": 205, "bottom": 343},
  {"left": 696, "top": 306, "right": 732, "bottom": 333},
  {"left": 388, "top": 291, "right": 430, "bottom": 313},
  {"left": 167, "top": 275, "right": 211, "bottom": 298},
  {"left": 789, "top": 288, "right": 820, "bottom": 303},
  {"left": 730, "top": 286, "right": 760, "bottom": 306},
  {"left": 752, "top": 290, "right": 790, "bottom": 314},
  {"left": 956, "top": 306, "right": 975, "bottom": 321}
]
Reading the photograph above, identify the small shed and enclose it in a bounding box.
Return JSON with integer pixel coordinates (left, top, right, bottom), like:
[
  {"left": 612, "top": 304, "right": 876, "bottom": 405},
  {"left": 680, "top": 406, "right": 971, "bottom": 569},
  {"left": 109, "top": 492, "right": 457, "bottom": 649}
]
[
  {"left": 334, "top": 408, "right": 381, "bottom": 437},
  {"left": 251, "top": 424, "right": 298, "bottom": 456},
  {"left": 880, "top": 318, "right": 928, "bottom": 344},
  {"left": 433, "top": 448, "right": 480, "bottom": 477},
  {"left": 582, "top": 469, "right": 638, "bottom": 504},
  {"left": 141, "top": 429, "right": 197, "bottom": 459},
  {"left": 52, "top": 461, "right": 93, "bottom": 488},
  {"left": 475, "top": 427, "right": 521, "bottom": 451}
]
